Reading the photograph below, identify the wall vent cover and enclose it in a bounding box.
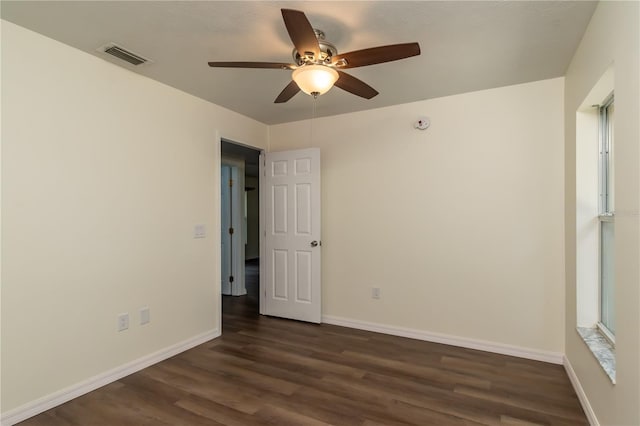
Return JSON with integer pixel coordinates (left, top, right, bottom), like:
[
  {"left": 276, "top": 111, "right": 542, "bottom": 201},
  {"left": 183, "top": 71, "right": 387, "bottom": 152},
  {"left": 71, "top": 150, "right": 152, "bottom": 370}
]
[{"left": 100, "top": 44, "right": 148, "bottom": 66}]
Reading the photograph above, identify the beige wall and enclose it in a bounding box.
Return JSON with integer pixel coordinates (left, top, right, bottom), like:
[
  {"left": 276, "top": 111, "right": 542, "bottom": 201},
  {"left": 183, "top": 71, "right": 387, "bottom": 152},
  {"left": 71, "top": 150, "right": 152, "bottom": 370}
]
[
  {"left": 1, "top": 21, "right": 267, "bottom": 413},
  {"left": 270, "top": 77, "right": 565, "bottom": 354},
  {"left": 564, "top": 2, "right": 640, "bottom": 425}
]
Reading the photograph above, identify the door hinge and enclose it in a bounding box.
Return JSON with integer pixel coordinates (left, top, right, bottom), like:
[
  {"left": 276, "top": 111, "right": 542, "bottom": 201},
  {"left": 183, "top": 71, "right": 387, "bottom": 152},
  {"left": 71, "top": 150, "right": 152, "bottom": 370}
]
[
  {"left": 229, "top": 275, "right": 234, "bottom": 283},
  {"left": 229, "top": 227, "right": 234, "bottom": 235}
]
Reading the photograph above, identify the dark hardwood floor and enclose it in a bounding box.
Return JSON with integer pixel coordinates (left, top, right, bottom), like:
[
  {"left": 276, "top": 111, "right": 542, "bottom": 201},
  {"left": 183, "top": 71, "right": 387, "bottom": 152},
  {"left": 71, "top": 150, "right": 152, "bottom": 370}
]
[{"left": 21, "top": 259, "right": 587, "bottom": 425}]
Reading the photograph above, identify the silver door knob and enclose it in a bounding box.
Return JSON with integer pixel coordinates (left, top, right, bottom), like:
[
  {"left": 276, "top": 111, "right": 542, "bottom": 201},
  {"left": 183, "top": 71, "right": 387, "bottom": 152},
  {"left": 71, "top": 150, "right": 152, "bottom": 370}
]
[{"left": 310, "top": 240, "right": 319, "bottom": 247}]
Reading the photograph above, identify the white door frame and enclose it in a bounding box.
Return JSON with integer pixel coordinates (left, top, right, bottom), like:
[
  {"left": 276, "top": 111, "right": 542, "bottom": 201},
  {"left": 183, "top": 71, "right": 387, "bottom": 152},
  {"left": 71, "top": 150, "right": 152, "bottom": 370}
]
[{"left": 259, "top": 154, "right": 265, "bottom": 315}]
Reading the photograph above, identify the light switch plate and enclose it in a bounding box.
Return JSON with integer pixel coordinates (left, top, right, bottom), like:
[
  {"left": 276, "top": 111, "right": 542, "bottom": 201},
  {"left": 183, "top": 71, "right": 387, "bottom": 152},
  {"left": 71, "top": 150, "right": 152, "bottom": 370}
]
[
  {"left": 194, "top": 224, "right": 206, "bottom": 238},
  {"left": 140, "top": 307, "right": 150, "bottom": 325}
]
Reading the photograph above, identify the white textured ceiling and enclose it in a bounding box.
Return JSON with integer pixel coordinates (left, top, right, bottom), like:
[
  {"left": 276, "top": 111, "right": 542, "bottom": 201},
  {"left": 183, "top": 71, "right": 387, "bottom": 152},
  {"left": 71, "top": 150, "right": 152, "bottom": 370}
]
[{"left": 2, "top": 1, "right": 596, "bottom": 125}]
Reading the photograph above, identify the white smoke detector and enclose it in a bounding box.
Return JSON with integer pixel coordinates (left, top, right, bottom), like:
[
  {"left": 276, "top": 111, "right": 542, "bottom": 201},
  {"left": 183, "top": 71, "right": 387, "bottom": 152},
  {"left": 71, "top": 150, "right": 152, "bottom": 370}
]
[{"left": 414, "top": 117, "right": 430, "bottom": 130}]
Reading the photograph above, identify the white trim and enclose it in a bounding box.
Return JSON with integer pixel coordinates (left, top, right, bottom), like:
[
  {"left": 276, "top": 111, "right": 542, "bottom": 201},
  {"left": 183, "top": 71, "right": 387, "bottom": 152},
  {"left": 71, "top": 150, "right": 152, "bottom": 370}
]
[
  {"left": 322, "top": 315, "right": 564, "bottom": 364},
  {"left": 1, "top": 329, "right": 220, "bottom": 426},
  {"left": 259, "top": 151, "right": 265, "bottom": 315},
  {"left": 595, "top": 322, "right": 615, "bottom": 347},
  {"left": 563, "top": 355, "right": 599, "bottom": 426},
  {"left": 215, "top": 131, "right": 223, "bottom": 345}
]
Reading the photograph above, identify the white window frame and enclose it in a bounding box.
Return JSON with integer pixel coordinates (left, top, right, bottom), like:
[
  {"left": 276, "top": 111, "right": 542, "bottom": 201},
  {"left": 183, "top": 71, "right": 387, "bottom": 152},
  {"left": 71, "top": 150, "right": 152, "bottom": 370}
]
[{"left": 598, "top": 93, "right": 615, "bottom": 342}]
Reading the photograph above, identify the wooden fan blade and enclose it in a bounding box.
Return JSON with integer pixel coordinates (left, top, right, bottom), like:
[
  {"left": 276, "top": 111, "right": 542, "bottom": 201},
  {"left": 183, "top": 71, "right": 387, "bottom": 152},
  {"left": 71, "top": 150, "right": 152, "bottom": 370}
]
[
  {"left": 331, "top": 43, "right": 421, "bottom": 69},
  {"left": 208, "top": 61, "right": 295, "bottom": 70},
  {"left": 281, "top": 9, "right": 320, "bottom": 59},
  {"left": 334, "top": 71, "right": 378, "bottom": 99},
  {"left": 274, "top": 80, "right": 301, "bottom": 103}
]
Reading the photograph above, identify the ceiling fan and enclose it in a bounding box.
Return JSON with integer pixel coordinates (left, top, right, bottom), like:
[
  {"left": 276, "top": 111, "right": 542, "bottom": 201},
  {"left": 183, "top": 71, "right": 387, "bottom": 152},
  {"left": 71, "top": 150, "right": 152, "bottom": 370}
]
[{"left": 208, "top": 9, "right": 421, "bottom": 103}]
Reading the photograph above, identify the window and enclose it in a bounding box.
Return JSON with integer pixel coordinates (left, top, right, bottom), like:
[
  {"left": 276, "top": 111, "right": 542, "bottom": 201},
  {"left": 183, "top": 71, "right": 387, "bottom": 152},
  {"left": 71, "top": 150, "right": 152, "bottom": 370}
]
[
  {"left": 599, "top": 93, "right": 615, "bottom": 340},
  {"left": 575, "top": 71, "right": 615, "bottom": 383}
]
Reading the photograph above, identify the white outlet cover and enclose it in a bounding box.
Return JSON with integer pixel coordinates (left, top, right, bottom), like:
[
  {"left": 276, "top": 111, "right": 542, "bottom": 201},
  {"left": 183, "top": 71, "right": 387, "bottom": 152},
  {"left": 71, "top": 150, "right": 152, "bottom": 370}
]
[
  {"left": 117, "top": 313, "right": 129, "bottom": 331},
  {"left": 372, "top": 288, "right": 381, "bottom": 299}
]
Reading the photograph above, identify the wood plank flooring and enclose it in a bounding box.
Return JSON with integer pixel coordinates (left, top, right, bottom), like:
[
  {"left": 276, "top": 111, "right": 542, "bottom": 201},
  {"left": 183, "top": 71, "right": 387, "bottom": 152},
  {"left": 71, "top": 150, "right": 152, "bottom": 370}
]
[{"left": 20, "top": 262, "right": 587, "bottom": 425}]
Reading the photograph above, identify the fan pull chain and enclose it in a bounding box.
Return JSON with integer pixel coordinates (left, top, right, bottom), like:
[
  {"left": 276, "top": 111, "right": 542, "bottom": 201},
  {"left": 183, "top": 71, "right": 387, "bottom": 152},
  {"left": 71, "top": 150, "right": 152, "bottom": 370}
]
[{"left": 309, "top": 95, "right": 317, "bottom": 147}]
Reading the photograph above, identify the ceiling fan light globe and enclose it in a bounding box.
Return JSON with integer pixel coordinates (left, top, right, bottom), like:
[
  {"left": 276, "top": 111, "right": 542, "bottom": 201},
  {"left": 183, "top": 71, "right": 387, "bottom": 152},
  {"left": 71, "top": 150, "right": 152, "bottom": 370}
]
[{"left": 292, "top": 65, "right": 339, "bottom": 96}]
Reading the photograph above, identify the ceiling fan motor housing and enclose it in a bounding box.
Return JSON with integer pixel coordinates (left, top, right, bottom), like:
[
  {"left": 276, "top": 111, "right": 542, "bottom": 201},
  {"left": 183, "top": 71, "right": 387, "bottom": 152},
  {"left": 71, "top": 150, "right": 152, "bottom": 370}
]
[{"left": 293, "top": 29, "right": 338, "bottom": 65}]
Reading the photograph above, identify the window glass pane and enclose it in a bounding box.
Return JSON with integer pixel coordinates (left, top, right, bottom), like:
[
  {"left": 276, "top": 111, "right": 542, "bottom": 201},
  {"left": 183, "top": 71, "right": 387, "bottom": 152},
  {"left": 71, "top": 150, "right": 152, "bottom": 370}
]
[{"left": 601, "top": 220, "right": 615, "bottom": 334}]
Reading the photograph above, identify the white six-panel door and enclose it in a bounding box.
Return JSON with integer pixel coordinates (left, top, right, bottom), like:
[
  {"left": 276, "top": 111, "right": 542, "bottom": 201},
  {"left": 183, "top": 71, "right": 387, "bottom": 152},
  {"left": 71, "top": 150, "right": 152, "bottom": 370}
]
[{"left": 261, "top": 148, "right": 321, "bottom": 323}]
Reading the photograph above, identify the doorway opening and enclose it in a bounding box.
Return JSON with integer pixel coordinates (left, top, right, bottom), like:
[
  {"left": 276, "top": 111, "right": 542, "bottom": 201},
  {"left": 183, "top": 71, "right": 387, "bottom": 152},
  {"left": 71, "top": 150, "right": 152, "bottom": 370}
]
[{"left": 221, "top": 139, "right": 261, "bottom": 319}]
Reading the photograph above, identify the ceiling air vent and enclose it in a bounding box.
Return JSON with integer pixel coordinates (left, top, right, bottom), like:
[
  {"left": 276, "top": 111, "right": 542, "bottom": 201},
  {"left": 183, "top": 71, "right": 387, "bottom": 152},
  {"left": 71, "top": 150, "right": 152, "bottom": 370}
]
[{"left": 101, "top": 44, "right": 148, "bottom": 66}]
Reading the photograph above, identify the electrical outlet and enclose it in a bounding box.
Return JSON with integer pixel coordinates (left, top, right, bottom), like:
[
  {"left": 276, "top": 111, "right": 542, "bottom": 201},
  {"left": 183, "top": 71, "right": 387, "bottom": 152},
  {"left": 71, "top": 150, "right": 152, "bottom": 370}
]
[
  {"left": 140, "top": 307, "right": 150, "bottom": 325},
  {"left": 372, "top": 287, "right": 381, "bottom": 299},
  {"left": 117, "top": 313, "right": 129, "bottom": 331}
]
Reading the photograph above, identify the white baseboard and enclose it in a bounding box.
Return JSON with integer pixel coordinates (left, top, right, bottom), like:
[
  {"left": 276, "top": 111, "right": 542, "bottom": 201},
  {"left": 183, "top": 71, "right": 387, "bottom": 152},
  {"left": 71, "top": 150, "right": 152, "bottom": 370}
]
[
  {"left": 1, "top": 328, "right": 220, "bottom": 426},
  {"left": 563, "top": 355, "right": 599, "bottom": 426},
  {"left": 322, "top": 315, "right": 564, "bottom": 364}
]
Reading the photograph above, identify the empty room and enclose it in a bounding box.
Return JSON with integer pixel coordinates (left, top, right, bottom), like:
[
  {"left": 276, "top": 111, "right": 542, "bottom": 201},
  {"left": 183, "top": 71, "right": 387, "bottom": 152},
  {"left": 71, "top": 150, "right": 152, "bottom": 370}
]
[{"left": 1, "top": 1, "right": 639, "bottom": 425}]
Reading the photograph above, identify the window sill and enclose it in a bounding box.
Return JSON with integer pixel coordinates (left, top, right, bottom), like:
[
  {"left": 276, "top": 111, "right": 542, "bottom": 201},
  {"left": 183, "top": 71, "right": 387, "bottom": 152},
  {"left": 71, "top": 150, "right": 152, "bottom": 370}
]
[{"left": 577, "top": 327, "right": 616, "bottom": 384}]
